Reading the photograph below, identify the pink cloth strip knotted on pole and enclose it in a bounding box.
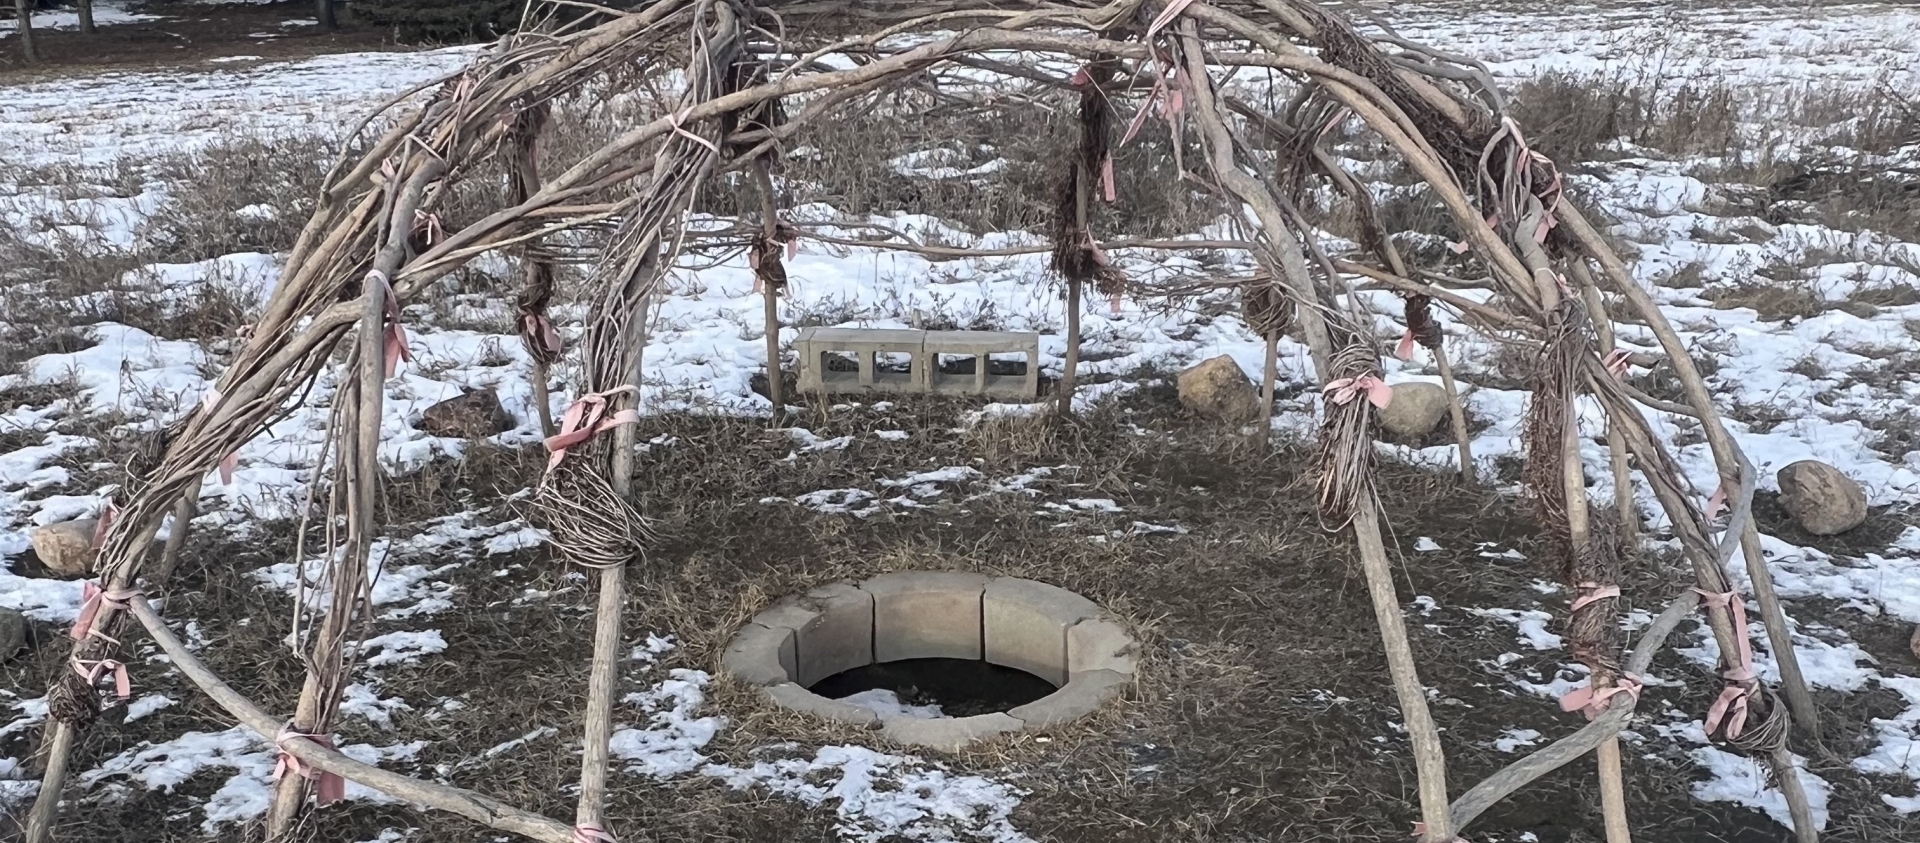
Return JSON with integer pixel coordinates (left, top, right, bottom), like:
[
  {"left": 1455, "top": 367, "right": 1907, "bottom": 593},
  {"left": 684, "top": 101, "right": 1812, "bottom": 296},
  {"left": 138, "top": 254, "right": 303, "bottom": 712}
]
[
  {"left": 573, "top": 823, "right": 618, "bottom": 843},
  {"left": 543, "top": 386, "right": 642, "bottom": 474},
  {"left": 70, "top": 582, "right": 139, "bottom": 644},
  {"left": 524, "top": 314, "right": 564, "bottom": 359},
  {"left": 1694, "top": 588, "right": 1758, "bottom": 739},
  {"left": 366, "top": 270, "right": 412, "bottom": 379},
  {"left": 1557, "top": 673, "right": 1643, "bottom": 720},
  {"left": 91, "top": 499, "right": 118, "bottom": 548},
  {"left": 72, "top": 657, "right": 132, "bottom": 700},
  {"left": 1322, "top": 376, "right": 1392, "bottom": 409},
  {"left": 1569, "top": 582, "right": 1620, "bottom": 614},
  {"left": 273, "top": 722, "right": 346, "bottom": 807}
]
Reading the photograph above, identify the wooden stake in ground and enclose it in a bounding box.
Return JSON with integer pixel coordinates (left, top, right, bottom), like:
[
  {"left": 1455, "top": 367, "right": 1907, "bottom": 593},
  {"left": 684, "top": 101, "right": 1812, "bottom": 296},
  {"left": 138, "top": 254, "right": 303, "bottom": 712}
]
[
  {"left": 751, "top": 161, "right": 786, "bottom": 417},
  {"left": 1171, "top": 21, "right": 1456, "bottom": 838},
  {"left": 15, "top": 0, "right": 36, "bottom": 62},
  {"left": 317, "top": 0, "right": 336, "bottom": 30},
  {"left": 1051, "top": 60, "right": 1118, "bottom": 415},
  {"left": 1241, "top": 274, "right": 1291, "bottom": 445}
]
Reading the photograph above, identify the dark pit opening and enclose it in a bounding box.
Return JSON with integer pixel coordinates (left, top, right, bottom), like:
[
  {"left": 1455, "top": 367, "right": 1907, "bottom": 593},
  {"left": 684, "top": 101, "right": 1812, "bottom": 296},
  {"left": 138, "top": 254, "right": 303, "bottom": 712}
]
[{"left": 809, "top": 658, "right": 1058, "bottom": 717}]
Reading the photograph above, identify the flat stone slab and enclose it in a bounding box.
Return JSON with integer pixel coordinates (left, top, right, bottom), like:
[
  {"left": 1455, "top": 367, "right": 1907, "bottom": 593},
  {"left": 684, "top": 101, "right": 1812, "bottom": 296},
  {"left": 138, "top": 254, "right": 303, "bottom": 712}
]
[
  {"left": 863, "top": 571, "right": 989, "bottom": 662},
  {"left": 984, "top": 577, "right": 1101, "bottom": 686},
  {"left": 719, "top": 623, "right": 796, "bottom": 686},
  {"left": 882, "top": 712, "right": 1022, "bottom": 751},
  {"left": 763, "top": 683, "right": 880, "bottom": 726},
  {"left": 751, "top": 582, "right": 875, "bottom": 686},
  {"left": 1009, "top": 669, "right": 1129, "bottom": 728},
  {"left": 1069, "top": 618, "right": 1138, "bottom": 675}
]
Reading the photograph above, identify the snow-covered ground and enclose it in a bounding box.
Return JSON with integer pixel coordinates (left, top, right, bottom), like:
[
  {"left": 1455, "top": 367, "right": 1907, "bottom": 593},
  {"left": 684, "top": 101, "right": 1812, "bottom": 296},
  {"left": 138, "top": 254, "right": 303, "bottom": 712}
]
[{"left": 3, "top": 2, "right": 1920, "bottom": 840}]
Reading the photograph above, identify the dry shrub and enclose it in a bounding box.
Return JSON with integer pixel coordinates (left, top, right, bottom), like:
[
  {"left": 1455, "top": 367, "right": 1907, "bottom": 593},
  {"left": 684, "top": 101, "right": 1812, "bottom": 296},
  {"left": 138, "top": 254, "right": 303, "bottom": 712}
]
[{"left": 142, "top": 134, "right": 339, "bottom": 261}]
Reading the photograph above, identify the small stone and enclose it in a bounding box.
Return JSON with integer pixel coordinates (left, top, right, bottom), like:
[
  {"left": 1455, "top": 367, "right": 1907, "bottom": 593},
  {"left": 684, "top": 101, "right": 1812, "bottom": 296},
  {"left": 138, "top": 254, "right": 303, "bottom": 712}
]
[
  {"left": 1776, "top": 460, "right": 1868, "bottom": 536},
  {"left": 1909, "top": 623, "right": 1919, "bottom": 662},
  {"left": 763, "top": 683, "right": 879, "bottom": 726},
  {"left": 1376, "top": 381, "right": 1450, "bottom": 439},
  {"left": 881, "top": 712, "right": 1021, "bottom": 751},
  {"left": 418, "top": 389, "right": 514, "bottom": 438},
  {"left": 1176, "top": 355, "right": 1263, "bottom": 424},
  {"left": 29, "top": 520, "right": 97, "bottom": 576},
  {"left": 0, "top": 609, "right": 26, "bottom": 664}
]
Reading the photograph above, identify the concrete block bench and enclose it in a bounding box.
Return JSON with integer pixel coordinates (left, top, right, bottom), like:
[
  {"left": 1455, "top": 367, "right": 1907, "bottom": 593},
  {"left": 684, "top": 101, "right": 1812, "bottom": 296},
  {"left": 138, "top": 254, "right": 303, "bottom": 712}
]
[{"left": 793, "top": 327, "right": 1039, "bottom": 399}]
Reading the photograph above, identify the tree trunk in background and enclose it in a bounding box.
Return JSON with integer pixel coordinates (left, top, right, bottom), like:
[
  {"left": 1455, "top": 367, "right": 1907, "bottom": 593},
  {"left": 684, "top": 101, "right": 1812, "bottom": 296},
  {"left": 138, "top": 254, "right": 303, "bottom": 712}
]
[
  {"left": 15, "top": 0, "right": 36, "bottom": 62},
  {"left": 317, "top": 0, "right": 337, "bottom": 29},
  {"left": 77, "top": 0, "right": 92, "bottom": 34}
]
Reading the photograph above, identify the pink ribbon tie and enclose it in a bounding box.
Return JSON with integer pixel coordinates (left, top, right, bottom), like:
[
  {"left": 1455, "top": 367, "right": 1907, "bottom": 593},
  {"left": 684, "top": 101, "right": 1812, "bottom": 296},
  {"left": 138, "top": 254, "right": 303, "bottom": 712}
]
[
  {"left": 1395, "top": 330, "right": 1418, "bottom": 362},
  {"left": 70, "top": 582, "right": 138, "bottom": 644},
  {"left": 1603, "top": 349, "right": 1632, "bottom": 380},
  {"left": 366, "top": 270, "right": 412, "bottom": 379},
  {"left": 1323, "top": 376, "right": 1392, "bottom": 409},
  {"left": 73, "top": 657, "right": 132, "bottom": 700},
  {"left": 524, "top": 314, "right": 564, "bottom": 358},
  {"left": 574, "top": 824, "right": 618, "bottom": 843},
  {"left": 1569, "top": 582, "right": 1620, "bottom": 614},
  {"left": 1099, "top": 154, "right": 1116, "bottom": 203},
  {"left": 1558, "top": 673, "right": 1642, "bottom": 720},
  {"left": 1705, "top": 485, "right": 1727, "bottom": 521},
  {"left": 544, "top": 386, "right": 641, "bottom": 473},
  {"left": 91, "top": 500, "right": 119, "bottom": 548},
  {"left": 273, "top": 723, "right": 346, "bottom": 807},
  {"left": 1694, "top": 588, "right": 1758, "bottom": 739}
]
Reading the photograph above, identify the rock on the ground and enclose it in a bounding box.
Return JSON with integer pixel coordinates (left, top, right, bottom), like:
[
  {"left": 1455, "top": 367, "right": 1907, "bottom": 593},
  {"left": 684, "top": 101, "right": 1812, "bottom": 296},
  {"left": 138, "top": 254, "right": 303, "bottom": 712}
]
[
  {"left": 0, "top": 609, "right": 26, "bottom": 664},
  {"left": 30, "top": 520, "right": 97, "bottom": 576},
  {"left": 1909, "top": 624, "right": 1919, "bottom": 662},
  {"left": 418, "top": 389, "right": 514, "bottom": 438},
  {"left": 1177, "top": 355, "right": 1263, "bottom": 424},
  {"left": 1776, "top": 460, "right": 1868, "bottom": 536},
  {"left": 1377, "top": 381, "right": 1450, "bottom": 439}
]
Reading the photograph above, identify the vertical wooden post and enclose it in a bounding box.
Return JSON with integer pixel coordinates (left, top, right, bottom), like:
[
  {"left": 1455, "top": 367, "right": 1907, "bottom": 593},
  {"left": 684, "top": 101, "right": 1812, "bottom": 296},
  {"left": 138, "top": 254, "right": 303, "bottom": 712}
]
[
  {"left": 752, "top": 162, "right": 784, "bottom": 419},
  {"left": 15, "top": 0, "right": 37, "bottom": 62},
  {"left": 78, "top": 0, "right": 94, "bottom": 35},
  {"left": 1259, "top": 332, "right": 1278, "bottom": 445}
]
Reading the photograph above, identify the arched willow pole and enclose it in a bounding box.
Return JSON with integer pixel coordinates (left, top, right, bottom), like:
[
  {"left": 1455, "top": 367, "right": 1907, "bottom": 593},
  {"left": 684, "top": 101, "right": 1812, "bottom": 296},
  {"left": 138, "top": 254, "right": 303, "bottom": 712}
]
[{"left": 26, "top": 4, "right": 1822, "bottom": 843}]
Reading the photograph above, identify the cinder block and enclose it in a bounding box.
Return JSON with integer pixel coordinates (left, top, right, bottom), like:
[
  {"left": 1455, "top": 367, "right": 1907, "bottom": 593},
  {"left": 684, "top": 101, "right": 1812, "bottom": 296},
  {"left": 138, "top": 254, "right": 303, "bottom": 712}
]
[
  {"left": 1009, "top": 669, "right": 1129, "bottom": 728},
  {"left": 983, "top": 577, "right": 1102, "bottom": 686},
  {"left": 763, "top": 683, "right": 879, "bottom": 726},
  {"left": 861, "top": 571, "right": 989, "bottom": 662},
  {"left": 1067, "top": 618, "right": 1138, "bottom": 676},
  {"left": 881, "top": 712, "right": 1021, "bottom": 751},
  {"left": 719, "top": 623, "right": 795, "bottom": 686}
]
